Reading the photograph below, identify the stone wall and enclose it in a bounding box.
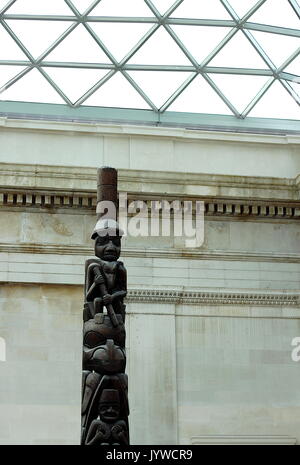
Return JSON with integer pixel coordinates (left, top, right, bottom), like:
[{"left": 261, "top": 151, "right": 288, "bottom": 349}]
[{"left": 0, "top": 118, "right": 299, "bottom": 444}]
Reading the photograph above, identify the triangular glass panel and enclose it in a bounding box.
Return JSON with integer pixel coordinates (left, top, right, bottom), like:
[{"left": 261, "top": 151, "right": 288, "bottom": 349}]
[
  {"left": 167, "top": 74, "right": 233, "bottom": 114},
  {"left": 150, "top": 0, "right": 180, "bottom": 15},
  {"left": 42, "top": 67, "right": 110, "bottom": 104},
  {"left": 83, "top": 71, "right": 151, "bottom": 109},
  {"left": 208, "top": 30, "right": 267, "bottom": 68},
  {"left": 248, "top": 80, "right": 300, "bottom": 119},
  {"left": 127, "top": 70, "right": 193, "bottom": 108},
  {"left": 7, "top": 0, "right": 74, "bottom": 15},
  {"left": 225, "top": 0, "right": 259, "bottom": 19},
  {"left": 0, "top": 65, "right": 26, "bottom": 89},
  {"left": 0, "top": 68, "right": 64, "bottom": 104},
  {"left": 251, "top": 31, "right": 300, "bottom": 68},
  {"left": 283, "top": 55, "right": 300, "bottom": 75},
  {"left": 209, "top": 74, "right": 271, "bottom": 113},
  {"left": 0, "top": 24, "right": 29, "bottom": 60},
  {"left": 89, "top": 22, "right": 153, "bottom": 62},
  {"left": 170, "top": 0, "right": 232, "bottom": 19},
  {"left": 250, "top": 0, "right": 300, "bottom": 29},
  {"left": 91, "top": 0, "right": 154, "bottom": 17},
  {"left": 67, "top": 0, "right": 96, "bottom": 13},
  {"left": 127, "top": 27, "right": 192, "bottom": 65},
  {"left": 46, "top": 24, "right": 112, "bottom": 63},
  {"left": 170, "top": 25, "right": 232, "bottom": 64},
  {"left": 5, "top": 20, "right": 71, "bottom": 59}
]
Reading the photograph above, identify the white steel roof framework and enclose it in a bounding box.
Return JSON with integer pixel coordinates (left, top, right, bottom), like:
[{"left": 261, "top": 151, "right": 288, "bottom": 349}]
[{"left": 0, "top": 0, "right": 299, "bottom": 132}]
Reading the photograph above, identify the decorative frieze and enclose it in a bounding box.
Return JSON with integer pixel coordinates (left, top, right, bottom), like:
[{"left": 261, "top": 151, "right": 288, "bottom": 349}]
[
  {"left": 0, "top": 190, "right": 97, "bottom": 209},
  {"left": 0, "top": 188, "right": 299, "bottom": 220},
  {"left": 127, "top": 289, "right": 300, "bottom": 307}
]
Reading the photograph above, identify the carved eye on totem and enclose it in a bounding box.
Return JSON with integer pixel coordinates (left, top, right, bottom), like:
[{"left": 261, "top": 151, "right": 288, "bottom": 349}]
[
  {"left": 84, "top": 331, "right": 105, "bottom": 348},
  {"left": 96, "top": 235, "right": 121, "bottom": 247}
]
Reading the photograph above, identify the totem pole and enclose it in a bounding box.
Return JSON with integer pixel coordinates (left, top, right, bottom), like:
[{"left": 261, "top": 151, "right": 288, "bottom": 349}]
[{"left": 81, "top": 167, "right": 129, "bottom": 445}]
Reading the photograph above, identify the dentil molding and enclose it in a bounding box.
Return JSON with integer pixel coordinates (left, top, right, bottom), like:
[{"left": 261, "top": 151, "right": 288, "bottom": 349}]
[{"left": 0, "top": 188, "right": 299, "bottom": 220}]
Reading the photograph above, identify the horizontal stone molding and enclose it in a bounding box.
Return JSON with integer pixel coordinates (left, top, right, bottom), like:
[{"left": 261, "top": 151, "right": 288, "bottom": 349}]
[
  {"left": 0, "top": 243, "right": 299, "bottom": 263},
  {"left": 0, "top": 188, "right": 299, "bottom": 220},
  {"left": 127, "top": 289, "right": 300, "bottom": 307},
  {"left": 0, "top": 163, "right": 298, "bottom": 201},
  {"left": 1, "top": 117, "right": 300, "bottom": 143}
]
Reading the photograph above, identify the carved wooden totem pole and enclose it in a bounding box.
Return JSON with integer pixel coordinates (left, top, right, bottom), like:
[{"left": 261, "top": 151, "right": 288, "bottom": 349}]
[{"left": 81, "top": 167, "right": 129, "bottom": 445}]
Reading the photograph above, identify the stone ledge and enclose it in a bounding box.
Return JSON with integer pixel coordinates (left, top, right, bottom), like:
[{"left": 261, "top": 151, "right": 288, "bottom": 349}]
[
  {"left": 0, "top": 243, "right": 299, "bottom": 263},
  {"left": 1, "top": 117, "right": 300, "bottom": 144}
]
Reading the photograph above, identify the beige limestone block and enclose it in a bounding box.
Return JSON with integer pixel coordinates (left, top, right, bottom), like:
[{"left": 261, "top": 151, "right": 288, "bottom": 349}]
[
  {"left": 130, "top": 137, "right": 174, "bottom": 171},
  {"left": 20, "top": 212, "right": 85, "bottom": 245},
  {"left": 103, "top": 136, "right": 130, "bottom": 169}
]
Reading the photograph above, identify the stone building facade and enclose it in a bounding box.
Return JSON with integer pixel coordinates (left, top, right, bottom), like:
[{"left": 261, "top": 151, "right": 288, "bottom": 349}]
[{"left": 0, "top": 117, "right": 299, "bottom": 444}]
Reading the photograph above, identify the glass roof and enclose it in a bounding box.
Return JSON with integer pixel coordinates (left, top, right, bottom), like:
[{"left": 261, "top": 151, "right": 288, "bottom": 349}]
[{"left": 0, "top": 0, "right": 299, "bottom": 124}]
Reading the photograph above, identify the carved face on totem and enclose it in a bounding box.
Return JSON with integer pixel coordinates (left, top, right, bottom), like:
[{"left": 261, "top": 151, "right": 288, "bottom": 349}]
[
  {"left": 94, "top": 234, "right": 121, "bottom": 262},
  {"left": 98, "top": 389, "right": 120, "bottom": 422},
  {"left": 91, "top": 218, "right": 123, "bottom": 262}
]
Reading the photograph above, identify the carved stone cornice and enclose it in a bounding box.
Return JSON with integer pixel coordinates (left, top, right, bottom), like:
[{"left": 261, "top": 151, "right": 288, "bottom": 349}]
[
  {"left": 127, "top": 289, "right": 300, "bottom": 307},
  {"left": 0, "top": 188, "right": 299, "bottom": 220}
]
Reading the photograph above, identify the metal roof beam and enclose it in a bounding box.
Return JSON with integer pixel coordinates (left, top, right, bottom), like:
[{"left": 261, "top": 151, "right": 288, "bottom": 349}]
[
  {"left": 1, "top": 14, "right": 77, "bottom": 21},
  {"left": 279, "top": 79, "right": 300, "bottom": 105},
  {"left": 240, "top": 0, "right": 268, "bottom": 22},
  {"left": 241, "top": 78, "right": 275, "bottom": 117},
  {"left": 159, "top": 73, "right": 197, "bottom": 112},
  {"left": 0, "top": 61, "right": 281, "bottom": 77},
  {"left": 244, "top": 22, "right": 300, "bottom": 38},
  {"left": 1, "top": 101, "right": 299, "bottom": 134},
  {"left": 288, "top": 0, "right": 300, "bottom": 20},
  {"left": 0, "top": 0, "right": 17, "bottom": 15}
]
